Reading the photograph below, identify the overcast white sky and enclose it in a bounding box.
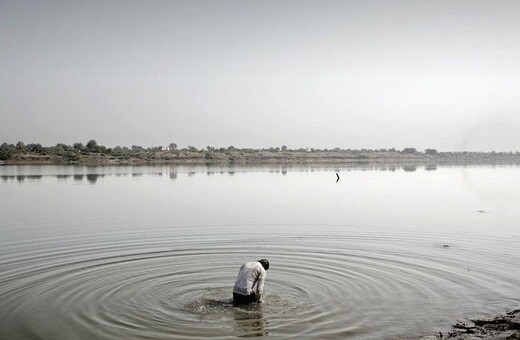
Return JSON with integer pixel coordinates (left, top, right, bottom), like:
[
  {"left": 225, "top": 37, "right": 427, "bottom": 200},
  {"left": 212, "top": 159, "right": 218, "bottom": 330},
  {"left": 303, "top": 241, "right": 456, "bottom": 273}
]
[{"left": 1, "top": 0, "right": 520, "bottom": 151}]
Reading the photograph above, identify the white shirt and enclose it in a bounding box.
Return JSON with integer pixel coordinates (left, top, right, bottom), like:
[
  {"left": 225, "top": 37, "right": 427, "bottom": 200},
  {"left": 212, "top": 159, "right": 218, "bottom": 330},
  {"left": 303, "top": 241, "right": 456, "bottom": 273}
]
[{"left": 233, "top": 261, "right": 266, "bottom": 299}]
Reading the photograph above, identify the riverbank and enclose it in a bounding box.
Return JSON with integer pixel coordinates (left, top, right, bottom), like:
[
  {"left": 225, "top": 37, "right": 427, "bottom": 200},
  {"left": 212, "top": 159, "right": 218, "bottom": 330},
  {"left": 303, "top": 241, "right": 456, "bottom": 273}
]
[
  {"left": 3, "top": 149, "right": 520, "bottom": 165},
  {"left": 421, "top": 309, "right": 520, "bottom": 339}
]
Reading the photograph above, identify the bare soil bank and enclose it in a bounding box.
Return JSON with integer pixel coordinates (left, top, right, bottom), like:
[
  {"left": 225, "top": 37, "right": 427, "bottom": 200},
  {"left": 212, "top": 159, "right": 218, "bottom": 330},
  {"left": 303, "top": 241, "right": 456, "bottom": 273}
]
[{"left": 4, "top": 150, "right": 520, "bottom": 165}]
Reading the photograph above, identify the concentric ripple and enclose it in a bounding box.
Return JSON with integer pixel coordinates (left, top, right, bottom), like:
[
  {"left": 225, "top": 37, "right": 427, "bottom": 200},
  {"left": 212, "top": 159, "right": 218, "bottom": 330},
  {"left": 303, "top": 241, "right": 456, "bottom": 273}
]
[
  {"left": 2, "top": 165, "right": 520, "bottom": 339},
  {"left": 1, "top": 223, "right": 520, "bottom": 339}
]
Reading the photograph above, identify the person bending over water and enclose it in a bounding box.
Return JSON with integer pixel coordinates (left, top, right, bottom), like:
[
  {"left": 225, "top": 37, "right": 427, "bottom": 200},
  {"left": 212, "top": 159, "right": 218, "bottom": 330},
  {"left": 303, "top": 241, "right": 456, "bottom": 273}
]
[{"left": 233, "top": 259, "right": 269, "bottom": 305}]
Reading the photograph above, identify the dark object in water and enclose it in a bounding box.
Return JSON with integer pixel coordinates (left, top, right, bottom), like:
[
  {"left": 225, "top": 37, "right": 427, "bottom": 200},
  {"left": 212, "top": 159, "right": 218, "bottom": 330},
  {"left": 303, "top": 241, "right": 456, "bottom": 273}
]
[{"left": 233, "top": 292, "right": 257, "bottom": 305}]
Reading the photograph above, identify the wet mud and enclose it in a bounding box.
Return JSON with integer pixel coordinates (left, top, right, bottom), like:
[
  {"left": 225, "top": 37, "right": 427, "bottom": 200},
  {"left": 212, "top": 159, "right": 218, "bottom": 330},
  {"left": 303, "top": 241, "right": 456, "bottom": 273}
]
[{"left": 422, "top": 309, "right": 520, "bottom": 339}]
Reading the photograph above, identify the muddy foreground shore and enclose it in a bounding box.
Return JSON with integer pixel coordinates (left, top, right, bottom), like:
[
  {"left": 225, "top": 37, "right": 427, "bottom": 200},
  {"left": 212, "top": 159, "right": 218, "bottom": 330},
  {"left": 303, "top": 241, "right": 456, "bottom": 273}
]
[{"left": 421, "top": 309, "right": 520, "bottom": 339}]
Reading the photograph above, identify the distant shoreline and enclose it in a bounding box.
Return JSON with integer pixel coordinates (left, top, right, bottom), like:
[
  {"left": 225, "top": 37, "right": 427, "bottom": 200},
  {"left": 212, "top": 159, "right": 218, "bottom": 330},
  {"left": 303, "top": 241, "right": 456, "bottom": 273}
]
[
  {"left": 2, "top": 141, "right": 520, "bottom": 165},
  {"left": 2, "top": 150, "right": 520, "bottom": 166}
]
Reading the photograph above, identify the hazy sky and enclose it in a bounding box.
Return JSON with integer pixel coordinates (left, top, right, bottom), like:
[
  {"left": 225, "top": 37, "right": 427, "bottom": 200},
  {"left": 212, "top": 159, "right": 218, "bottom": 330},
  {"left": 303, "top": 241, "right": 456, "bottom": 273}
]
[{"left": 1, "top": 0, "right": 520, "bottom": 151}]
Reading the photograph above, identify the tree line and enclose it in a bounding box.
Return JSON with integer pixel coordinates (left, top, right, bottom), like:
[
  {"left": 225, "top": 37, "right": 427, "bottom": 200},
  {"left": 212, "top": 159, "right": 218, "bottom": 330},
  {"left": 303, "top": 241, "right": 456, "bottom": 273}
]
[{"left": 2, "top": 140, "right": 518, "bottom": 162}]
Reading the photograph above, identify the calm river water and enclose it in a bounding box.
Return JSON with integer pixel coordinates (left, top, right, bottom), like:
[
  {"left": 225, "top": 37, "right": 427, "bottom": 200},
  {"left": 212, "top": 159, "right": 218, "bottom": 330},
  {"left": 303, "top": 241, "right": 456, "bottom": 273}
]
[{"left": 1, "top": 164, "right": 519, "bottom": 339}]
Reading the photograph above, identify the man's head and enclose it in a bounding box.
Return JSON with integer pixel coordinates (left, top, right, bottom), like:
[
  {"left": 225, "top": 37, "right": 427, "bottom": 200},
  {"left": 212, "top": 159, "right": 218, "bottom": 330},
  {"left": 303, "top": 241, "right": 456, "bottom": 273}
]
[{"left": 258, "top": 259, "right": 269, "bottom": 271}]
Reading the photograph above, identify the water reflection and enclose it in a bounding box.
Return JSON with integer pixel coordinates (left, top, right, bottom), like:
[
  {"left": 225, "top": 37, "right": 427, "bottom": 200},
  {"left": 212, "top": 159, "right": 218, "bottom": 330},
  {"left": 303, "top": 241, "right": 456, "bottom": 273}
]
[
  {"left": 1, "top": 175, "right": 42, "bottom": 182},
  {"left": 403, "top": 166, "right": 417, "bottom": 172},
  {"left": 0, "top": 163, "right": 468, "bottom": 185},
  {"left": 2, "top": 164, "right": 520, "bottom": 339},
  {"left": 232, "top": 304, "right": 267, "bottom": 337},
  {"left": 86, "top": 174, "right": 102, "bottom": 184}
]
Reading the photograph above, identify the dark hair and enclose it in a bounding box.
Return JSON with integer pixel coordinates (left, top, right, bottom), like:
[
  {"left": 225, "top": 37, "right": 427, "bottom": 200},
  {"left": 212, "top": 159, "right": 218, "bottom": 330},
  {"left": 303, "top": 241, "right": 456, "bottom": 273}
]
[{"left": 258, "top": 259, "right": 269, "bottom": 271}]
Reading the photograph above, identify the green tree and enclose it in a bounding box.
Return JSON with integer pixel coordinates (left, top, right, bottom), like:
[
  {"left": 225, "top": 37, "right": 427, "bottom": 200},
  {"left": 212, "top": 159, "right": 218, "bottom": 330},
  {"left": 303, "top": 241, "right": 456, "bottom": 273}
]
[
  {"left": 147, "top": 146, "right": 162, "bottom": 151},
  {"left": 54, "top": 143, "right": 72, "bottom": 155},
  {"left": 27, "top": 143, "right": 44, "bottom": 153},
  {"left": 86, "top": 140, "right": 98, "bottom": 152},
  {"left": 169, "top": 143, "right": 177, "bottom": 150},
  {"left": 425, "top": 148, "right": 438, "bottom": 155},
  {"left": 65, "top": 152, "right": 80, "bottom": 163},
  {"left": 73, "top": 143, "right": 85, "bottom": 152},
  {"left": 402, "top": 148, "right": 417, "bottom": 154},
  {"left": 16, "top": 141, "right": 26, "bottom": 151},
  {"left": 0, "top": 143, "right": 13, "bottom": 160}
]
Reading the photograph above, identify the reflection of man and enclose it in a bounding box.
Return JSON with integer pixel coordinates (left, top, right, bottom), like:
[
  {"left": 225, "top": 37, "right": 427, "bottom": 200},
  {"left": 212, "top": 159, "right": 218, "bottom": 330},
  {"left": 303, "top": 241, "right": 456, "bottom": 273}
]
[
  {"left": 233, "top": 259, "right": 269, "bottom": 305},
  {"left": 232, "top": 301, "right": 267, "bottom": 337}
]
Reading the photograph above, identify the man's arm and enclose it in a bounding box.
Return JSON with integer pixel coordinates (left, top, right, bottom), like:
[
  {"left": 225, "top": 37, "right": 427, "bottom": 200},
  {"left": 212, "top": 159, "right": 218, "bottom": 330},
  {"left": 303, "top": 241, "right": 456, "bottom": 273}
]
[{"left": 255, "top": 270, "right": 266, "bottom": 302}]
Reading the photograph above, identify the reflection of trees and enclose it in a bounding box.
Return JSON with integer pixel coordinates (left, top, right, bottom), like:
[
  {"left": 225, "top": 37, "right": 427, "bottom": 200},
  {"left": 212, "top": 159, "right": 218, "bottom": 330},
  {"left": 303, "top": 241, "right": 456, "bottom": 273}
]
[
  {"left": 0, "top": 162, "right": 448, "bottom": 187},
  {"left": 232, "top": 304, "right": 267, "bottom": 337},
  {"left": 86, "top": 174, "right": 99, "bottom": 184},
  {"left": 403, "top": 166, "right": 417, "bottom": 172}
]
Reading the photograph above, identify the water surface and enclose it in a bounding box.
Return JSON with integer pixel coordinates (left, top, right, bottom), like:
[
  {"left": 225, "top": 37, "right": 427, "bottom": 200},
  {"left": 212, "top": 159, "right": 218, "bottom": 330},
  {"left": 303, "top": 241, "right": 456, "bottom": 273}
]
[{"left": 1, "top": 164, "right": 519, "bottom": 339}]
